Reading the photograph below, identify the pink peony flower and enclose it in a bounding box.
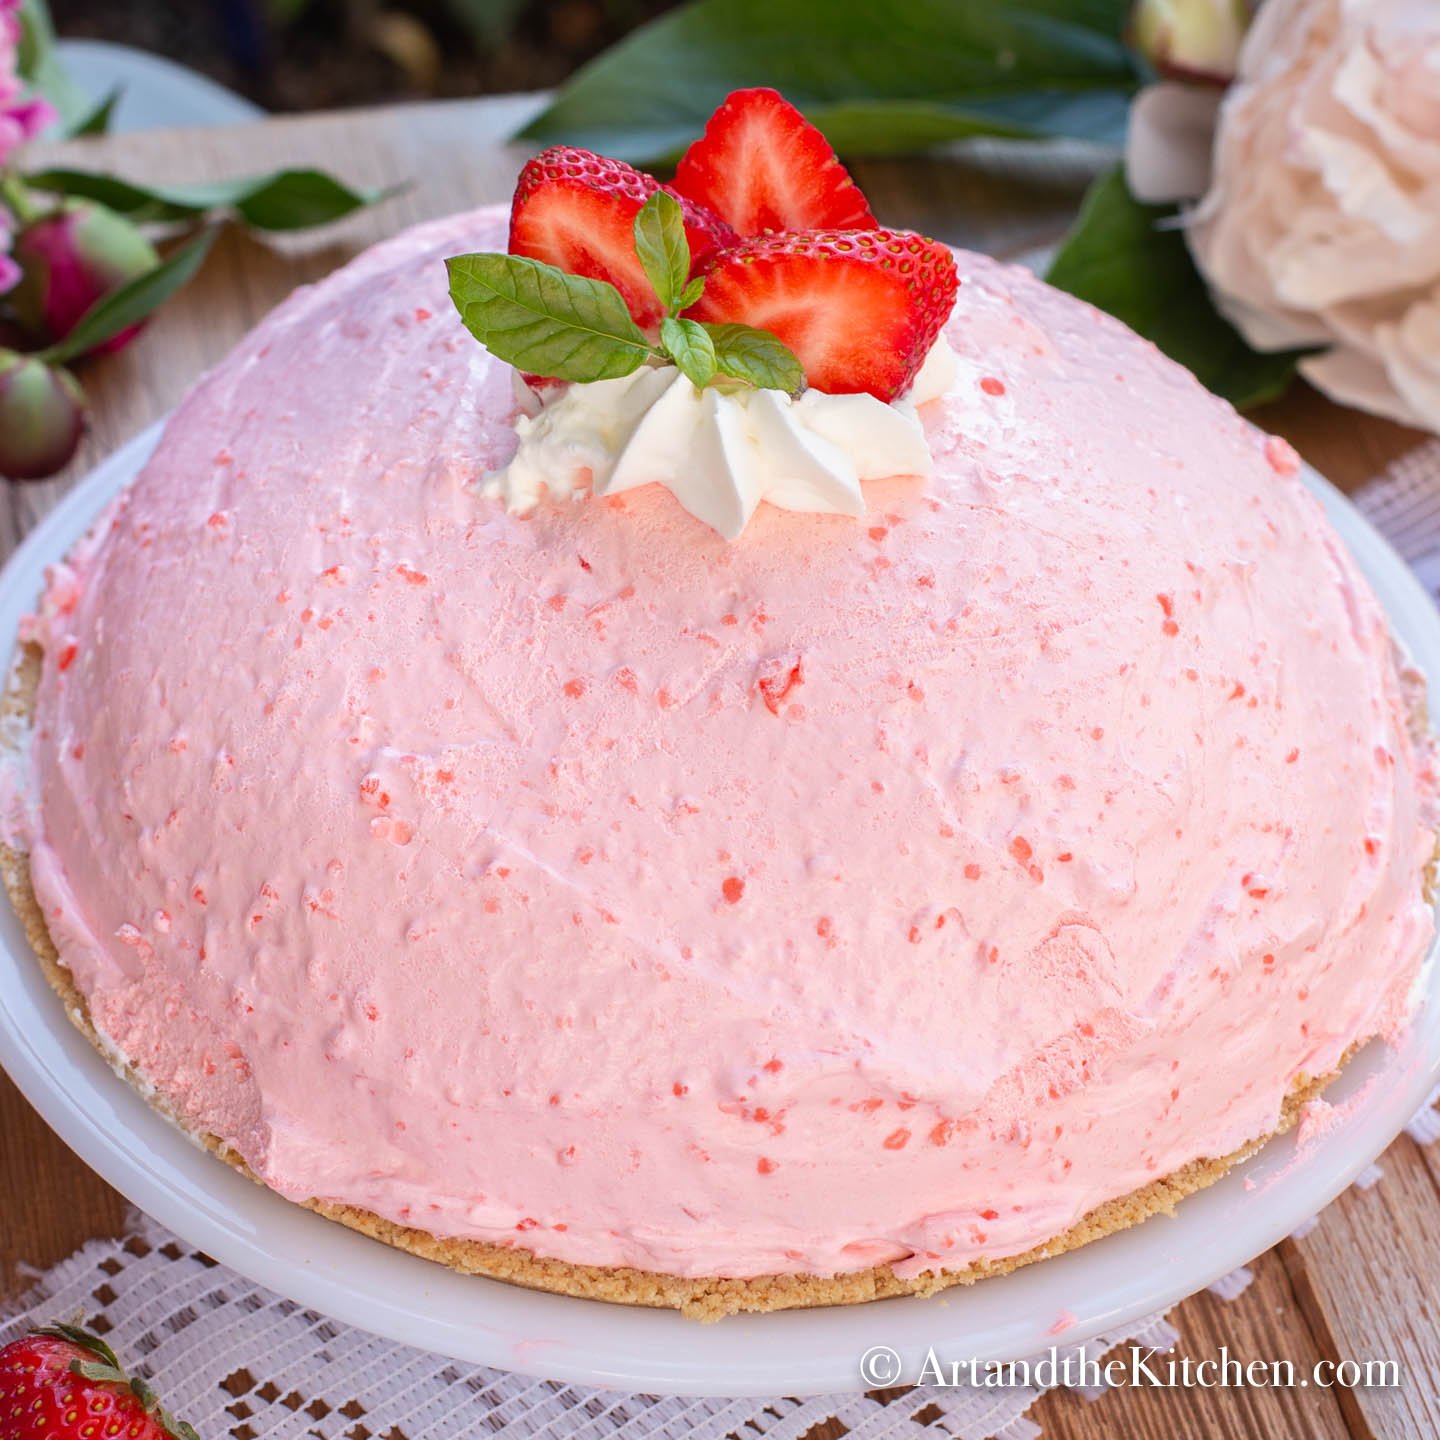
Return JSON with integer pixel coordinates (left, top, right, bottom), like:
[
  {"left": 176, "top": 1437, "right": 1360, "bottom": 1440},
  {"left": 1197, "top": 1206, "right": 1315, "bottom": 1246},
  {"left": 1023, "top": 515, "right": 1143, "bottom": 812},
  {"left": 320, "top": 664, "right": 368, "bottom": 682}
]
[
  {"left": 11, "top": 200, "right": 159, "bottom": 351},
  {"left": 0, "top": 0, "right": 55, "bottom": 169}
]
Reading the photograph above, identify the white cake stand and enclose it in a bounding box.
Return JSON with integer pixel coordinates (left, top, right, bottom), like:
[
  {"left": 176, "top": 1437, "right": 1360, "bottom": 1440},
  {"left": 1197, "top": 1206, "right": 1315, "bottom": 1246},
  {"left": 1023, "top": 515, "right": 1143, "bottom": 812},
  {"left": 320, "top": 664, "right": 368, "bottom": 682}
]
[{"left": 0, "top": 421, "right": 1436, "bottom": 1397}]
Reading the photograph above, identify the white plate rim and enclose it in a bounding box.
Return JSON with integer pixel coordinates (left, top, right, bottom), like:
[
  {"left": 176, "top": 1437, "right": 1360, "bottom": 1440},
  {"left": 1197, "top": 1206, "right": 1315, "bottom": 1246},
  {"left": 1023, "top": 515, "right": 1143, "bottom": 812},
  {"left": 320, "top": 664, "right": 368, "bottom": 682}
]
[{"left": 0, "top": 420, "right": 1436, "bottom": 1398}]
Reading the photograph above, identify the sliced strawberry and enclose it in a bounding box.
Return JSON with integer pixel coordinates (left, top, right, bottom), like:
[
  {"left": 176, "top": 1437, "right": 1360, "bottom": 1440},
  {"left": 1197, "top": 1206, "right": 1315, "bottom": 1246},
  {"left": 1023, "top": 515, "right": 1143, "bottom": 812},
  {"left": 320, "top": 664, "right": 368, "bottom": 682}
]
[
  {"left": 685, "top": 229, "right": 958, "bottom": 401},
  {"left": 509, "top": 146, "right": 734, "bottom": 327},
  {"left": 671, "top": 88, "right": 877, "bottom": 237}
]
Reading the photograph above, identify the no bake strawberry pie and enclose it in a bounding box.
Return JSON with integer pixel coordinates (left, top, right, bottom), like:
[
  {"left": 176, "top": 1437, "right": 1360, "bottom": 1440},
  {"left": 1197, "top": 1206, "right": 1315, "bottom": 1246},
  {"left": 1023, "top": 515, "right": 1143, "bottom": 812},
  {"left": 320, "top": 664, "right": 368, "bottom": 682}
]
[{"left": 4, "top": 89, "right": 1436, "bottom": 1318}]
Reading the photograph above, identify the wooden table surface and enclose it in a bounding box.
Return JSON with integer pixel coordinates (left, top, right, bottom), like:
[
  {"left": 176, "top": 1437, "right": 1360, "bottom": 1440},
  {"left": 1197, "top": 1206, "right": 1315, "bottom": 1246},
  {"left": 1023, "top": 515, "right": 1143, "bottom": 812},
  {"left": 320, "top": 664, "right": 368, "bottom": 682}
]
[{"left": 2, "top": 95, "right": 1437, "bottom": 1440}]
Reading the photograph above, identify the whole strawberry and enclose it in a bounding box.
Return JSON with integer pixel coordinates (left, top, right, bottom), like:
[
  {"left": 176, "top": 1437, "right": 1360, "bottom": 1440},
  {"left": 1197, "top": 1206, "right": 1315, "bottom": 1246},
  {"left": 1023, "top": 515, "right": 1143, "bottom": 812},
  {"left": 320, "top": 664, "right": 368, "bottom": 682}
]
[{"left": 0, "top": 1324, "right": 198, "bottom": 1440}]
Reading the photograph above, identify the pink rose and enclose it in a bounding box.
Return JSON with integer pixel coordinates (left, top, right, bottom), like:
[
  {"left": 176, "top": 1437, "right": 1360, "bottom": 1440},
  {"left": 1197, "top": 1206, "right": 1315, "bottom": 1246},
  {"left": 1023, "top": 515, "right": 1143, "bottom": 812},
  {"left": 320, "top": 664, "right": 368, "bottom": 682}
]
[{"left": 1185, "top": 0, "right": 1440, "bottom": 430}]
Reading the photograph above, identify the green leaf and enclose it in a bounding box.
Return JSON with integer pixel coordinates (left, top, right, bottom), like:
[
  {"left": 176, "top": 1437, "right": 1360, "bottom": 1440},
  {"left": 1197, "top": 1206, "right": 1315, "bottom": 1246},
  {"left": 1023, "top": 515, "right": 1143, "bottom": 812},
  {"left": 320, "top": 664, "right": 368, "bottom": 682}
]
[
  {"left": 518, "top": 0, "right": 1138, "bottom": 162},
  {"left": 660, "top": 316, "right": 717, "bottom": 389},
  {"left": 24, "top": 167, "right": 396, "bottom": 232},
  {"left": 702, "top": 323, "right": 806, "bottom": 394},
  {"left": 227, "top": 171, "right": 399, "bottom": 231},
  {"left": 676, "top": 275, "right": 705, "bottom": 311},
  {"left": 798, "top": 91, "right": 1132, "bottom": 156},
  {"left": 1045, "top": 166, "right": 1309, "bottom": 410},
  {"left": 447, "top": 253, "right": 658, "bottom": 383},
  {"left": 634, "top": 191, "right": 691, "bottom": 315},
  {"left": 15, "top": 0, "right": 52, "bottom": 80},
  {"left": 16, "top": 0, "right": 93, "bottom": 130},
  {"left": 63, "top": 88, "right": 123, "bottom": 139},
  {"left": 41, "top": 229, "right": 218, "bottom": 364},
  {"left": 22, "top": 170, "right": 197, "bottom": 224}
]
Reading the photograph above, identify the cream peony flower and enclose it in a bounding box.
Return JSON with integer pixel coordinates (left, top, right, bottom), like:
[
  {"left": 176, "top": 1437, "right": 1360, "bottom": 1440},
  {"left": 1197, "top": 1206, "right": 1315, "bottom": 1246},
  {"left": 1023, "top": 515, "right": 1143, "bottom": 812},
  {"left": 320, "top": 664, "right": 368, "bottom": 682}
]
[{"left": 1185, "top": 0, "right": 1440, "bottom": 430}]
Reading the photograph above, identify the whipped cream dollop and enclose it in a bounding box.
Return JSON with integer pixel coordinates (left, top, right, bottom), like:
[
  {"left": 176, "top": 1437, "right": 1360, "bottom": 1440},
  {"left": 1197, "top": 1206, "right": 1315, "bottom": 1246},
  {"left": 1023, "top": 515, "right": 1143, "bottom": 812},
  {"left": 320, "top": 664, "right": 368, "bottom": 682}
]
[{"left": 482, "top": 339, "right": 957, "bottom": 539}]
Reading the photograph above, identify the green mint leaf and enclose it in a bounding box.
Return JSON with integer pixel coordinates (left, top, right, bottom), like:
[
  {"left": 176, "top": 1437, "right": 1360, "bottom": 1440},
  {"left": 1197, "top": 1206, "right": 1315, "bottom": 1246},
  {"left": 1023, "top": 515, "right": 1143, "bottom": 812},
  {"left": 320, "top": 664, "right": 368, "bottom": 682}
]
[
  {"left": 676, "top": 275, "right": 705, "bottom": 311},
  {"left": 1046, "top": 166, "right": 1310, "bottom": 410},
  {"left": 660, "top": 316, "right": 717, "bottom": 389},
  {"left": 633, "top": 190, "right": 691, "bottom": 315},
  {"left": 702, "top": 322, "right": 806, "bottom": 394},
  {"left": 447, "top": 252, "right": 657, "bottom": 383},
  {"left": 40, "top": 228, "right": 218, "bottom": 365}
]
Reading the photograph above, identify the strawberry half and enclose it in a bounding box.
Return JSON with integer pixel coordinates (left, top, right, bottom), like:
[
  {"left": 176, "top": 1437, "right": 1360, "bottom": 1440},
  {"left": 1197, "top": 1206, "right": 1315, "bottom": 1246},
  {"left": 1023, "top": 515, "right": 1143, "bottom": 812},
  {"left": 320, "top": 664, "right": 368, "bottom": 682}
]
[
  {"left": 685, "top": 229, "right": 958, "bottom": 401},
  {"left": 509, "top": 146, "right": 735, "bottom": 328},
  {"left": 671, "top": 88, "right": 877, "bottom": 237}
]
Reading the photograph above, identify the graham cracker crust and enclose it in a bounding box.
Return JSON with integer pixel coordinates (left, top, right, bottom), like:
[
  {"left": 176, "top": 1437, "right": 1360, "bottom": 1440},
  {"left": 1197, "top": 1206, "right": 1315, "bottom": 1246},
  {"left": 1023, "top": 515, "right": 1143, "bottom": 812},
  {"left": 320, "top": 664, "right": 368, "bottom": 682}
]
[{"left": 0, "top": 641, "right": 1358, "bottom": 1319}]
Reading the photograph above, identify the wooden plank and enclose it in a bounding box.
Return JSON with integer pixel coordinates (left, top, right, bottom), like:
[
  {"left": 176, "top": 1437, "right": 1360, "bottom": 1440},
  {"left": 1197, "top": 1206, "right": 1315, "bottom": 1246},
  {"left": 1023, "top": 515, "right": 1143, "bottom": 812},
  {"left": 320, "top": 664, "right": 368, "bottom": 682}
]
[
  {"left": 1031, "top": 1247, "right": 1353, "bottom": 1440},
  {"left": 1281, "top": 1136, "right": 1440, "bottom": 1440},
  {"left": 0, "top": 1072, "right": 129, "bottom": 1297}
]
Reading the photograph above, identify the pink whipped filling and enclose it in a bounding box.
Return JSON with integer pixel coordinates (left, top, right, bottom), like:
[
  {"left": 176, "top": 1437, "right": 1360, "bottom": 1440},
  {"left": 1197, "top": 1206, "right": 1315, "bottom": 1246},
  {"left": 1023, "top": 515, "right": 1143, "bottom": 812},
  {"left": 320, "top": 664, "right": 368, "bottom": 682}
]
[{"left": 19, "top": 206, "right": 1438, "bottom": 1281}]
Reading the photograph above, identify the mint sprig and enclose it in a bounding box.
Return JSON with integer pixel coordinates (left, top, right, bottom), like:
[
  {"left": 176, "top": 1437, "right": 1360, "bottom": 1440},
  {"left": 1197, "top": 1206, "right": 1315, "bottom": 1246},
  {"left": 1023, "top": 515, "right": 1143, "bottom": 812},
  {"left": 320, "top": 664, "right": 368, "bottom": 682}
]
[
  {"left": 633, "top": 189, "right": 692, "bottom": 314},
  {"left": 659, "top": 316, "right": 716, "bottom": 389},
  {"left": 446, "top": 254, "right": 656, "bottom": 383},
  {"left": 676, "top": 275, "right": 706, "bottom": 310},
  {"left": 447, "top": 190, "right": 805, "bottom": 395},
  {"left": 702, "top": 322, "right": 806, "bottom": 395}
]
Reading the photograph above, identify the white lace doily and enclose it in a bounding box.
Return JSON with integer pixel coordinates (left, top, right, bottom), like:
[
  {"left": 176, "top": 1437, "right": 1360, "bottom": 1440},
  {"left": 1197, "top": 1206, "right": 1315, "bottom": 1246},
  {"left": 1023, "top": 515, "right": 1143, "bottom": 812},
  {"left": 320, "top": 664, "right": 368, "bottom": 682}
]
[{"left": 2, "top": 1210, "right": 1184, "bottom": 1440}]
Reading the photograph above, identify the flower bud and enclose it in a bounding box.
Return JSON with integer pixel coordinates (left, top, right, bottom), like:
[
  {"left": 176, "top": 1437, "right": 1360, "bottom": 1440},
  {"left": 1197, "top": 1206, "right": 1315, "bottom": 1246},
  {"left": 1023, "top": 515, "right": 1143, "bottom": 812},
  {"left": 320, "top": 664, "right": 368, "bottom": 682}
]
[
  {"left": 0, "top": 350, "right": 87, "bottom": 480},
  {"left": 1132, "top": 0, "right": 1253, "bottom": 83},
  {"left": 11, "top": 200, "right": 159, "bottom": 355}
]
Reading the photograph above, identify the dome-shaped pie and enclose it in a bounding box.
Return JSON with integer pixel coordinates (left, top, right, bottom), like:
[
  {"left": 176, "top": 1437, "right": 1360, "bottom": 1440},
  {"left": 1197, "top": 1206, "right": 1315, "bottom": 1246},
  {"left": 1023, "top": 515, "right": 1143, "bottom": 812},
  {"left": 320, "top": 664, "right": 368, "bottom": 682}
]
[{"left": 9, "top": 206, "right": 1435, "bottom": 1316}]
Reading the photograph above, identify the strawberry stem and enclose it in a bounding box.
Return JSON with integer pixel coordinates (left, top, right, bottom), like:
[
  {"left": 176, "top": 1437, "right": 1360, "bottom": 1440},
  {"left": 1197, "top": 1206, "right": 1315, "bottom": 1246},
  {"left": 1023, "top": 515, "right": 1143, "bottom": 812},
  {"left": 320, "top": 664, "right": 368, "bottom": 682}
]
[{"left": 38, "top": 1322, "right": 119, "bottom": 1369}]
